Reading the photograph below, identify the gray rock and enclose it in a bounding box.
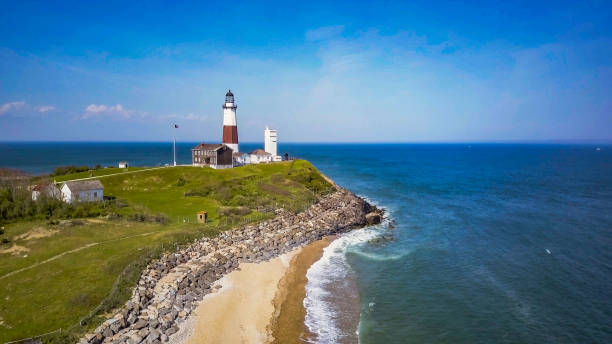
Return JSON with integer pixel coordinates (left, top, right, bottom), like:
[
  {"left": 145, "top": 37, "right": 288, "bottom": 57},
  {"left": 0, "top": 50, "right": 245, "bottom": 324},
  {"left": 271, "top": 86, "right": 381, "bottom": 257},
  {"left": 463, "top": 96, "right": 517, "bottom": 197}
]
[
  {"left": 166, "top": 326, "right": 179, "bottom": 336},
  {"left": 366, "top": 212, "right": 382, "bottom": 225},
  {"left": 146, "top": 329, "right": 160, "bottom": 341},
  {"left": 103, "top": 326, "right": 113, "bottom": 338},
  {"left": 133, "top": 319, "right": 148, "bottom": 330},
  {"left": 127, "top": 333, "right": 143, "bottom": 344}
]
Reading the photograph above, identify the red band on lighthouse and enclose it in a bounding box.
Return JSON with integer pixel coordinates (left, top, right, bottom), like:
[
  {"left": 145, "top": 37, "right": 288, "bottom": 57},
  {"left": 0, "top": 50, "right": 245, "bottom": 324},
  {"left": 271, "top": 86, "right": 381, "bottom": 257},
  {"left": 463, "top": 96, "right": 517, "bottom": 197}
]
[{"left": 222, "top": 125, "right": 238, "bottom": 144}]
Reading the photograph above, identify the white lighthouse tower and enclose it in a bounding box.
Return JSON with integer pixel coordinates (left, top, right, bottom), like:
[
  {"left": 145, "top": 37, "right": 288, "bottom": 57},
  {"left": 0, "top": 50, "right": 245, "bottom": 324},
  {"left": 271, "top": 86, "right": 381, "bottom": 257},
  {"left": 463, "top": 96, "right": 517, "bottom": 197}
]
[{"left": 222, "top": 90, "right": 239, "bottom": 152}]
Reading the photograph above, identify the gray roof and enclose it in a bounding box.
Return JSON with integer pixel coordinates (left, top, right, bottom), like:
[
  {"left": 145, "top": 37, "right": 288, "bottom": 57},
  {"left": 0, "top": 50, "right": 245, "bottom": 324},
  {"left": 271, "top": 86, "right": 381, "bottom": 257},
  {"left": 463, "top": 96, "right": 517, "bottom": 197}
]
[
  {"left": 249, "top": 149, "right": 271, "bottom": 156},
  {"left": 64, "top": 179, "right": 104, "bottom": 192}
]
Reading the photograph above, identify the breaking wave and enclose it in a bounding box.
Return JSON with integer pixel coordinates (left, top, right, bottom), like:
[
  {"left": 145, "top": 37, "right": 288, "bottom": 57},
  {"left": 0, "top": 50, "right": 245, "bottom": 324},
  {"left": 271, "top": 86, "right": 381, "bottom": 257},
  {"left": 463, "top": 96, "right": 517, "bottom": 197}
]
[{"left": 303, "top": 227, "right": 382, "bottom": 343}]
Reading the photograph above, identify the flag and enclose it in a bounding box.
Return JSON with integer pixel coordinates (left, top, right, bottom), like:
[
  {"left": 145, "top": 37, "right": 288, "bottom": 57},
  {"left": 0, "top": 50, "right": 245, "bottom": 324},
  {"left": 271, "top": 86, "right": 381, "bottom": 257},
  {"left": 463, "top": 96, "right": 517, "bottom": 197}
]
[{"left": 174, "top": 124, "right": 179, "bottom": 128}]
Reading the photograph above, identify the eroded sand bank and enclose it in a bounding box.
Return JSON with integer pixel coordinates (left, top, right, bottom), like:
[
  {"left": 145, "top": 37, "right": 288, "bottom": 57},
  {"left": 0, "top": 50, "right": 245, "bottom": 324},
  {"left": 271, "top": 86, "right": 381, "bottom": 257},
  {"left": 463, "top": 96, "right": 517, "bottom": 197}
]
[
  {"left": 176, "top": 238, "right": 333, "bottom": 344},
  {"left": 176, "top": 249, "right": 299, "bottom": 344}
]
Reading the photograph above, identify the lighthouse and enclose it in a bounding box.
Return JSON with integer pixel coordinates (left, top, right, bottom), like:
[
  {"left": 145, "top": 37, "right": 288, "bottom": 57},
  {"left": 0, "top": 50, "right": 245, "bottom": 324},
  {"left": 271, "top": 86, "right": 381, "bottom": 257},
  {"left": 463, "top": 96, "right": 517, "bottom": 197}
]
[{"left": 222, "top": 90, "right": 239, "bottom": 152}]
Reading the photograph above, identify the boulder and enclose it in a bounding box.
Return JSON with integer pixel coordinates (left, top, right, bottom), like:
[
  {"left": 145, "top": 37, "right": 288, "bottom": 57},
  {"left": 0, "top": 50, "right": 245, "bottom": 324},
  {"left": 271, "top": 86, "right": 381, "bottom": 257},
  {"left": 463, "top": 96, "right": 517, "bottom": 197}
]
[{"left": 365, "top": 212, "right": 382, "bottom": 225}]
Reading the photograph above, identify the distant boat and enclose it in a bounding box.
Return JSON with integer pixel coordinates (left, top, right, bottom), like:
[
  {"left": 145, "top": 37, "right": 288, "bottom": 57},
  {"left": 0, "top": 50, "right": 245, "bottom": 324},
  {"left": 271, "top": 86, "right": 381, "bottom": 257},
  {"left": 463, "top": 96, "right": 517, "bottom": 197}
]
[
  {"left": 546, "top": 249, "right": 551, "bottom": 254},
  {"left": 596, "top": 147, "right": 601, "bottom": 151}
]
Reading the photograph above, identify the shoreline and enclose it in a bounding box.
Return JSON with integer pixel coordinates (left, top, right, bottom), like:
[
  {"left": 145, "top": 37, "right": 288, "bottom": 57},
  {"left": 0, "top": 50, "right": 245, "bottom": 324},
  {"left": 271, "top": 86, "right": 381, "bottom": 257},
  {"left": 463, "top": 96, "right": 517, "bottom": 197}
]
[
  {"left": 172, "top": 237, "right": 334, "bottom": 344},
  {"left": 81, "top": 189, "right": 382, "bottom": 344},
  {"left": 269, "top": 236, "right": 335, "bottom": 344},
  {"left": 173, "top": 248, "right": 301, "bottom": 344}
]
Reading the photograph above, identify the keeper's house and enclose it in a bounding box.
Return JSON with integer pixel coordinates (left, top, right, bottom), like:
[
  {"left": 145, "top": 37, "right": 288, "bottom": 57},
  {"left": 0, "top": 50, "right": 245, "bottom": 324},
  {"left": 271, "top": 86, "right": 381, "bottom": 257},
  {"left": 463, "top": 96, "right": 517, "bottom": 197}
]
[
  {"left": 192, "top": 143, "right": 233, "bottom": 169},
  {"left": 61, "top": 180, "right": 104, "bottom": 203}
]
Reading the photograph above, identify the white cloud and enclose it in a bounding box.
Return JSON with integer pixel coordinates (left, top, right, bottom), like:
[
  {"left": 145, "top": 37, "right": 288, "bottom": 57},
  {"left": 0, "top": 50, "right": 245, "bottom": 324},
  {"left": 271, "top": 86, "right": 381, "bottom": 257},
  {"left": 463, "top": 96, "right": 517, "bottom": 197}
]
[
  {"left": 0, "top": 101, "right": 26, "bottom": 115},
  {"left": 35, "top": 105, "right": 55, "bottom": 113},
  {"left": 83, "top": 104, "right": 143, "bottom": 119},
  {"left": 0, "top": 101, "right": 56, "bottom": 116}
]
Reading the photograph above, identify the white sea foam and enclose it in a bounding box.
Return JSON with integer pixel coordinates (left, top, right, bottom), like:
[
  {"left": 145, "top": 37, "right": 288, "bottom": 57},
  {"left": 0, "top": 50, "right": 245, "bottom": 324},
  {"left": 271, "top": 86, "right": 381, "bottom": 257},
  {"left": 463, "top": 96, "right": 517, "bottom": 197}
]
[{"left": 303, "top": 227, "right": 381, "bottom": 343}]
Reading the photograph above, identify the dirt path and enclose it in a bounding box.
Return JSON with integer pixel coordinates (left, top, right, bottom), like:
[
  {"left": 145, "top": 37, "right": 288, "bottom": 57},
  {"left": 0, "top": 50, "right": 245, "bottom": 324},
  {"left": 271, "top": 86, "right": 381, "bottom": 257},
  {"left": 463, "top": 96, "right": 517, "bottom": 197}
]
[
  {"left": 0, "top": 231, "right": 157, "bottom": 280},
  {"left": 53, "top": 166, "right": 171, "bottom": 184}
]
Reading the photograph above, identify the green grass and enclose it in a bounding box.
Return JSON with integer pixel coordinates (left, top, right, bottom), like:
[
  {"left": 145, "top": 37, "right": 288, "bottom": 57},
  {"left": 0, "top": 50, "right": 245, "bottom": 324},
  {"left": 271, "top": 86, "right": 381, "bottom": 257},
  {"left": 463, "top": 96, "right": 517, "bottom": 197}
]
[
  {"left": 52, "top": 167, "right": 150, "bottom": 183},
  {"left": 0, "top": 160, "right": 333, "bottom": 343}
]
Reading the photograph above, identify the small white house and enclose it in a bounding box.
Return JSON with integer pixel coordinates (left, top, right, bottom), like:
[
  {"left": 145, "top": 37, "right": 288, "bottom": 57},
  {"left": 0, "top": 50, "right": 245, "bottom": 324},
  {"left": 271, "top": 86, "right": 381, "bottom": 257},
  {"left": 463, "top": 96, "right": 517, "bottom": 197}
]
[
  {"left": 31, "top": 183, "right": 61, "bottom": 201},
  {"left": 249, "top": 149, "right": 273, "bottom": 164},
  {"left": 118, "top": 161, "right": 129, "bottom": 168},
  {"left": 233, "top": 152, "right": 250, "bottom": 166},
  {"left": 61, "top": 180, "right": 104, "bottom": 203}
]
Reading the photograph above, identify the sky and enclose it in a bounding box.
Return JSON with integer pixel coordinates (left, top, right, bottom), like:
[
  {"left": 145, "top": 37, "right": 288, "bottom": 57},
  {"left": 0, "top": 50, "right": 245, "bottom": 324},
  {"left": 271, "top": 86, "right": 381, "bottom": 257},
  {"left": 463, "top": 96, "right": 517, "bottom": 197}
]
[{"left": 0, "top": 0, "right": 611, "bottom": 142}]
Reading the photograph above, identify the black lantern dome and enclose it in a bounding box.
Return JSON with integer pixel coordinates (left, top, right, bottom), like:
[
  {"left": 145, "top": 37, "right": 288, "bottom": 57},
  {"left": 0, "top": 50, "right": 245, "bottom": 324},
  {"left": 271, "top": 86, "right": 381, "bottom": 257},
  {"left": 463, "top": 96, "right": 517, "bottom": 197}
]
[{"left": 225, "top": 90, "right": 234, "bottom": 103}]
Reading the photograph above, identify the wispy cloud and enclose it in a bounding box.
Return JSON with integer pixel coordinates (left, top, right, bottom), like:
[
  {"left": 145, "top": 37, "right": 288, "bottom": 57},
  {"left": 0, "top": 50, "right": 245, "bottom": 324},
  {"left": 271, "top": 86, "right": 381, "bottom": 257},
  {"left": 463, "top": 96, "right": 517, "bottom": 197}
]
[
  {"left": 305, "top": 25, "right": 344, "bottom": 41},
  {"left": 0, "top": 101, "right": 26, "bottom": 115},
  {"left": 1, "top": 101, "right": 55, "bottom": 116},
  {"left": 35, "top": 105, "right": 55, "bottom": 113},
  {"left": 82, "top": 104, "right": 145, "bottom": 119}
]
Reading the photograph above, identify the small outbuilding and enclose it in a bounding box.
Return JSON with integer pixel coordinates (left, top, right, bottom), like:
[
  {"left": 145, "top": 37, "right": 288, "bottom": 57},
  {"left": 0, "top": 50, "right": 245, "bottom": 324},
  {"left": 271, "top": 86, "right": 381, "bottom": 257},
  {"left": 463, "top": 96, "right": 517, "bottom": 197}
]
[
  {"left": 197, "top": 211, "right": 208, "bottom": 224},
  {"left": 31, "top": 183, "right": 61, "bottom": 201},
  {"left": 61, "top": 180, "right": 104, "bottom": 203},
  {"left": 118, "top": 161, "right": 129, "bottom": 168},
  {"left": 232, "top": 152, "right": 250, "bottom": 166}
]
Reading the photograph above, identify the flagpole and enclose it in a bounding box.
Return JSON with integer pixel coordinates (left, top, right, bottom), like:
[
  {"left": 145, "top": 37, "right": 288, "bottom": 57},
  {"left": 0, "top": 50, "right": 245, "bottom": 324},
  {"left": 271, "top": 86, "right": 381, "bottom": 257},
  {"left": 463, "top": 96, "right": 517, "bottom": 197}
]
[{"left": 173, "top": 134, "right": 176, "bottom": 167}]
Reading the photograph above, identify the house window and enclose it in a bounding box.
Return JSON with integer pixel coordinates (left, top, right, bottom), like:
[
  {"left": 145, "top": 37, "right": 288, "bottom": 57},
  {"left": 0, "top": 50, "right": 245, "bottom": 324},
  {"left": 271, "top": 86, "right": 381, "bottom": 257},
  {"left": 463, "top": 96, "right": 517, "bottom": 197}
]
[{"left": 94, "top": 192, "right": 98, "bottom": 199}]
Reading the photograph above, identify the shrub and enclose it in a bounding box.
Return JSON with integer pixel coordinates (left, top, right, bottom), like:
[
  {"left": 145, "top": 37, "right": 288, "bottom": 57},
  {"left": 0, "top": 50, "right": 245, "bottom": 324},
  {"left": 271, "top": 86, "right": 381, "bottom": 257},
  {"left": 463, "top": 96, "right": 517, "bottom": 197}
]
[
  {"left": 176, "top": 177, "right": 186, "bottom": 187},
  {"left": 51, "top": 164, "right": 104, "bottom": 176},
  {"left": 218, "top": 206, "right": 251, "bottom": 217},
  {"left": 1, "top": 238, "right": 9, "bottom": 244},
  {"left": 184, "top": 185, "right": 214, "bottom": 197},
  {"left": 259, "top": 183, "right": 291, "bottom": 197},
  {"left": 126, "top": 212, "right": 168, "bottom": 224},
  {"left": 270, "top": 173, "right": 285, "bottom": 184},
  {"left": 41, "top": 331, "right": 78, "bottom": 344}
]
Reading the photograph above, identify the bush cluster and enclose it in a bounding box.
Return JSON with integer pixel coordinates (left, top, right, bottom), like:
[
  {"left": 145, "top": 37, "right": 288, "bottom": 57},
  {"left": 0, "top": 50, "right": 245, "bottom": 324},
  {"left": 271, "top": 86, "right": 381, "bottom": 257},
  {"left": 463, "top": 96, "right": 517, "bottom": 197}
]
[
  {"left": 286, "top": 164, "right": 334, "bottom": 195},
  {"left": 52, "top": 164, "right": 103, "bottom": 176},
  {"left": 126, "top": 213, "right": 168, "bottom": 224},
  {"left": 217, "top": 206, "right": 251, "bottom": 217},
  {"left": 0, "top": 183, "right": 107, "bottom": 222}
]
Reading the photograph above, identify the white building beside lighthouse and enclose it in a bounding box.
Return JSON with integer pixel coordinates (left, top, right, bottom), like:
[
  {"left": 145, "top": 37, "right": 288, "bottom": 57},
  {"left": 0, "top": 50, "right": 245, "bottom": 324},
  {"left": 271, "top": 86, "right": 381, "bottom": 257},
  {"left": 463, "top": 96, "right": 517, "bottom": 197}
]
[
  {"left": 264, "top": 126, "right": 277, "bottom": 156},
  {"left": 264, "top": 126, "right": 282, "bottom": 162},
  {"left": 222, "top": 90, "right": 239, "bottom": 152}
]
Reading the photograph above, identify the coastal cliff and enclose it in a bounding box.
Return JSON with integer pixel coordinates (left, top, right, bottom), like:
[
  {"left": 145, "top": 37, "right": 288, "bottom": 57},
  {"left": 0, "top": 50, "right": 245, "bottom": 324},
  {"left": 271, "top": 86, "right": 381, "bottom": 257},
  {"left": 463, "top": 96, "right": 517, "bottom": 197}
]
[{"left": 82, "top": 189, "right": 382, "bottom": 344}]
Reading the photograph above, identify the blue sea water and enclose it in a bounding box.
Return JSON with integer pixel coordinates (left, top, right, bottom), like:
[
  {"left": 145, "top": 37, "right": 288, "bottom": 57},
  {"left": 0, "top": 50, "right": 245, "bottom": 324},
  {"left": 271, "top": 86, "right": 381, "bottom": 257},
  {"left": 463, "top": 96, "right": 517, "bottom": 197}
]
[{"left": 1, "top": 142, "right": 611, "bottom": 343}]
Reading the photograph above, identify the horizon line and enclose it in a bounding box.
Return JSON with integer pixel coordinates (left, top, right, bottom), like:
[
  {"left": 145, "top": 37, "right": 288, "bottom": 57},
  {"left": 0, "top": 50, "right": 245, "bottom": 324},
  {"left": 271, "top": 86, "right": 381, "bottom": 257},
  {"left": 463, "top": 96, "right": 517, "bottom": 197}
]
[{"left": 0, "top": 140, "right": 611, "bottom": 145}]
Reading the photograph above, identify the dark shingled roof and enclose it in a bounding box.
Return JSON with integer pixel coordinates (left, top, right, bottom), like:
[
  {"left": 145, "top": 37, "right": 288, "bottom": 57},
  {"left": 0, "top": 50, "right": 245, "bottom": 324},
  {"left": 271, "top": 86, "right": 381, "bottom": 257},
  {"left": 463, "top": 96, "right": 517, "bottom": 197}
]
[
  {"left": 64, "top": 180, "right": 104, "bottom": 192},
  {"left": 32, "top": 183, "right": 48, "bottom": 191},
  {"left": 192, "top": 143, "right": 224, "bottom": 151}
]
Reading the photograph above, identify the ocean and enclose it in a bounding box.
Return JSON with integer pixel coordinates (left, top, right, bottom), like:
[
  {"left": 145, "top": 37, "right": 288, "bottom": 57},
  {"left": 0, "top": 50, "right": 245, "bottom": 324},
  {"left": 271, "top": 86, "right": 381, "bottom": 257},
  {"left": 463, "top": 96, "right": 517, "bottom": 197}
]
[{"left": 1, "top": 142, "right": 611, "bottom": 343}]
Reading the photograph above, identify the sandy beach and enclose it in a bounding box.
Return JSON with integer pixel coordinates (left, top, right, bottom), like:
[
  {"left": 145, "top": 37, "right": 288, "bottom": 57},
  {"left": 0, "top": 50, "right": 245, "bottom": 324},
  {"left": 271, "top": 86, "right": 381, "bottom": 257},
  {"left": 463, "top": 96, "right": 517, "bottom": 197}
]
[{"left": 174, "top": 237, "right": 333, "bottom": 344}]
